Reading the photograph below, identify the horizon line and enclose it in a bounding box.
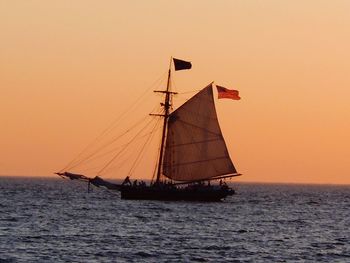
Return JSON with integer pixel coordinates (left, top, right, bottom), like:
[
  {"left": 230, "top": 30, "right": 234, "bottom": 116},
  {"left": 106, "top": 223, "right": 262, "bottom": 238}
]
[{"left": 1, "top": 174, "right": 349, "bottom": 186}]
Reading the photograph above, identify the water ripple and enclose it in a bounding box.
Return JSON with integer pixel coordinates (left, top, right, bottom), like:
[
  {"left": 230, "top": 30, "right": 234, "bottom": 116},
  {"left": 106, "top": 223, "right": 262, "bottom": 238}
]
[{"left": 0, "top": 177, "right": 349, "bottom": 262}]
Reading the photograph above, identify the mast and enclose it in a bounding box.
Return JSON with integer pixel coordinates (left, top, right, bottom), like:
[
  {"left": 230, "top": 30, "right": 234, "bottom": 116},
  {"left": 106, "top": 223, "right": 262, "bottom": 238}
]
[{"left": 154, "top": 59, "right": 173, "bottom": 183}]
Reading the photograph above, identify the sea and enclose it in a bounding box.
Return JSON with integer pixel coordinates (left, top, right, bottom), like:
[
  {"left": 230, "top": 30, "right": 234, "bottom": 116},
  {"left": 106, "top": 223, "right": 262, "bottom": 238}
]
[{"left": 0, "top": 177, "right": 349, "bottom": 263}]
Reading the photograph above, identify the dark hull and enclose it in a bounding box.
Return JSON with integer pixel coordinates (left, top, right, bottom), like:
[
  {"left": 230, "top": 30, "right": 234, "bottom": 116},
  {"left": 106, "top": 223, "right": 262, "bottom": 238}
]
[{"left": 120, "top": 186, "right": 235, "bottom": 202}]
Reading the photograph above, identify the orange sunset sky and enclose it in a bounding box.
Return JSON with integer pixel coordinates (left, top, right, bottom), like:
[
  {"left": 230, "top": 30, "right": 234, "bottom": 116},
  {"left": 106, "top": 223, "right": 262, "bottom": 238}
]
[{"left": 1, "top": 1, "right": 349, "bottom": 184}]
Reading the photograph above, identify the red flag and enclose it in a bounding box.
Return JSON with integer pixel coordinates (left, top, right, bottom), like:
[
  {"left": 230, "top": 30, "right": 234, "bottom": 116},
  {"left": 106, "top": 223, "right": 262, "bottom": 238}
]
[{"left": 216, "top": 85, "right": 241, "bottom": 100}]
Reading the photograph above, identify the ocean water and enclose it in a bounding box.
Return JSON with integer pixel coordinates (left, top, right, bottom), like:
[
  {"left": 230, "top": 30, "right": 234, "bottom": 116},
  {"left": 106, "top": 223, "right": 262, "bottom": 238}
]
[{"left": 0, "top": 177, "right": 349, "bottom": 263}]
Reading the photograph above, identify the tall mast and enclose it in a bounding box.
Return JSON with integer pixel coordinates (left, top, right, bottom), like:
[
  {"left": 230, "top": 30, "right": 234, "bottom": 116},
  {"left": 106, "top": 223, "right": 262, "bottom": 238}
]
[{"left": 155, "top": 59, "right": 173, "bottom": 183}]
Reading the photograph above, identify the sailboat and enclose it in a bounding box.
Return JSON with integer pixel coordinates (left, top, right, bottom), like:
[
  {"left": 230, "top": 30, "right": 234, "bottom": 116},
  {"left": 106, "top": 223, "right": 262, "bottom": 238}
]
[{"left": 57, "top": 58, "right": 241, "bottom": 201}]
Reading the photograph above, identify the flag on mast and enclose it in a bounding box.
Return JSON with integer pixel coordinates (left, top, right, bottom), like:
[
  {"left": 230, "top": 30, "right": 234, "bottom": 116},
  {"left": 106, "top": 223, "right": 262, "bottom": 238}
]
[
  {"left": 173, "top": 58, "right": 192, "bottom": 71},
  {"left": 216, "top": 85, "right": 241, "bottom": 100}
]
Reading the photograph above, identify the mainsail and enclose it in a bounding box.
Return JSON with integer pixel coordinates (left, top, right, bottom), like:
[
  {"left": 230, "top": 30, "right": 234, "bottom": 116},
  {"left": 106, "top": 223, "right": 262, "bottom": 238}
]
[{"left": 162, "top": 83, "right": 237, "bottom": 181}]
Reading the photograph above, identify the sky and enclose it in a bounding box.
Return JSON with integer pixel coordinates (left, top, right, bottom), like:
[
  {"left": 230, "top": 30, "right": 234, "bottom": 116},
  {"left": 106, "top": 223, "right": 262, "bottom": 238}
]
[{"left": 1, "top": 1, "right": 349, "bottom": 184}]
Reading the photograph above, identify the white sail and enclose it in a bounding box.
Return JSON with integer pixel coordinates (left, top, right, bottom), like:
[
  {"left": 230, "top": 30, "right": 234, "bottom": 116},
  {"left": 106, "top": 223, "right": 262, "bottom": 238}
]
[{"left": 162, "top": 83, "right": 237, "bottom": 181}]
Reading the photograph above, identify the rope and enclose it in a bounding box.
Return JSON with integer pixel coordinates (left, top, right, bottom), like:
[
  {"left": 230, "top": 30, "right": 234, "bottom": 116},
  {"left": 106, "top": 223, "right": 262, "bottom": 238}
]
[
  {"left": 74, "top": 129, "right": 160, "bottom": 174},
  {"left": 65, "top": 114, "right": 151, "bottom": 171},
  {"left": 60, "top": 71, "right": 167, "bottom": 173},
  {"left": 151, "top": 125, "right": 163, "bottom": 184},
  {"left": 177, "top": 89, "right": 201, "bottom": 95},
  {"left": 128, "top": 117, "right": 161, "bottom": 176},
  {"left": 96, "top": 117, "right": 156, "bottom": 175}
]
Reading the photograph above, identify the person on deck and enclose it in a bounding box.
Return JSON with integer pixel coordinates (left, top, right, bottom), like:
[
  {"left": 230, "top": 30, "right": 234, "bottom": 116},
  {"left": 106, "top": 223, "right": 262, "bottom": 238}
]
[{"left": 122, "top": 176, "right": 131, "bottom": 186}]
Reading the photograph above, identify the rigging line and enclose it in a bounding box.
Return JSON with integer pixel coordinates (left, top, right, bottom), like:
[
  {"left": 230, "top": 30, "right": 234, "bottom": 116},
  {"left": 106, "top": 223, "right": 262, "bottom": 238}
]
[
  {"left": 75, "top": 102, "right": 161, "bottom": 169},
  {"left": 94, "top": 144, "right": 138, "bottom": 175},
  {"left": 71, "top": 103, "right": 162, "bottom": 170},
  {"left": 166, "top": 138, "right": 222, "bottom": 148},
  {"left": 177, "top": 119, "right": 220, "bottom": 136},
  {"left": 177, "top": 89, "right": 201, "bottom": 95},
  {"left": 105, "top": 110, "right": 163, "bottom": 178},
  {"left": 60, "top": 71, "right": 167, "bottom": 173},
  {"left": 78, "top": 164, "right": 106, "bottom": 174},
  {"left": 128, "top": 117, "right": 161, "bottom": 176},
  {"left": 101, "top": 119, "right": 162, "bottom": 175},
  {"left": 165, "top": 118, "right": 219, "bottom": 178},
  {"left": 96, "top": 117, "right": 156, "bottom": 175},
  {"left": 179, "top": 115, "right": 222, "bottom": 176},
  {"left": 74, "top": 129, "right": 159, "bottom": 167},
  {"left": 164, "top": 156, "right": 229, "bottom": 167},
  {"left": 172, "top": 90, "right": 210, "bottom": 113},
  {"left": 151, "top": 131, "right": 162, "bottom": 184},
  {"left": 61, "top": 105, "right": 159, "bottom": 172},
  {"left": 107, "top": 70, "right": 166, "bottom": 124},
  {"left": 102, "top": 115, "right": 163, "bottom": 176},
  {"left": 65, "top": 114, "right": 153, "bottom": 171},
  {"left": 64, "top": 102, "right": 162, "bottom": 171},
  {"left": 96, "top": 118, "right": 156, "bottom": 176},
  {"left": 100, "top": 152, "right": 135, "bottom": 176},
  {"left": 99, "top": 71, "right": 167, "bottom": 135}
]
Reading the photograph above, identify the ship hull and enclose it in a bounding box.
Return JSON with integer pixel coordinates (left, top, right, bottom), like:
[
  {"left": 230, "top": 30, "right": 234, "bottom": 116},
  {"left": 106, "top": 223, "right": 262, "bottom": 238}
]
[{"left": 120, "top": 186, "right": 234, "bottom": 202}]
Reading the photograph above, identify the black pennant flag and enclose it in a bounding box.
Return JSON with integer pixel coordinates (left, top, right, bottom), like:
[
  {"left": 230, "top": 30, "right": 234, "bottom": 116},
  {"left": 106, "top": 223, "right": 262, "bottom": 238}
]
[{"left": 173, "top": 58, "right": 192, "bottom": 71}]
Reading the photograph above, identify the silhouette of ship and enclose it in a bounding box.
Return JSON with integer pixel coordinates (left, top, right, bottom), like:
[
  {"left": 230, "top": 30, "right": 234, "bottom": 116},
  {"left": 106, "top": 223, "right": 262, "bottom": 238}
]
[{"left": 57, "top": 58, "right": 241, "bottom": 201}]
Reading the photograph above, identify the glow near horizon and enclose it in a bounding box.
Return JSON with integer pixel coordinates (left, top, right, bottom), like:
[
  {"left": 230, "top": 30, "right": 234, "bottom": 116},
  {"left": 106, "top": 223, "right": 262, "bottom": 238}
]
[{"left": 1, "top": 1, "right": 350, "bottom": 184}]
